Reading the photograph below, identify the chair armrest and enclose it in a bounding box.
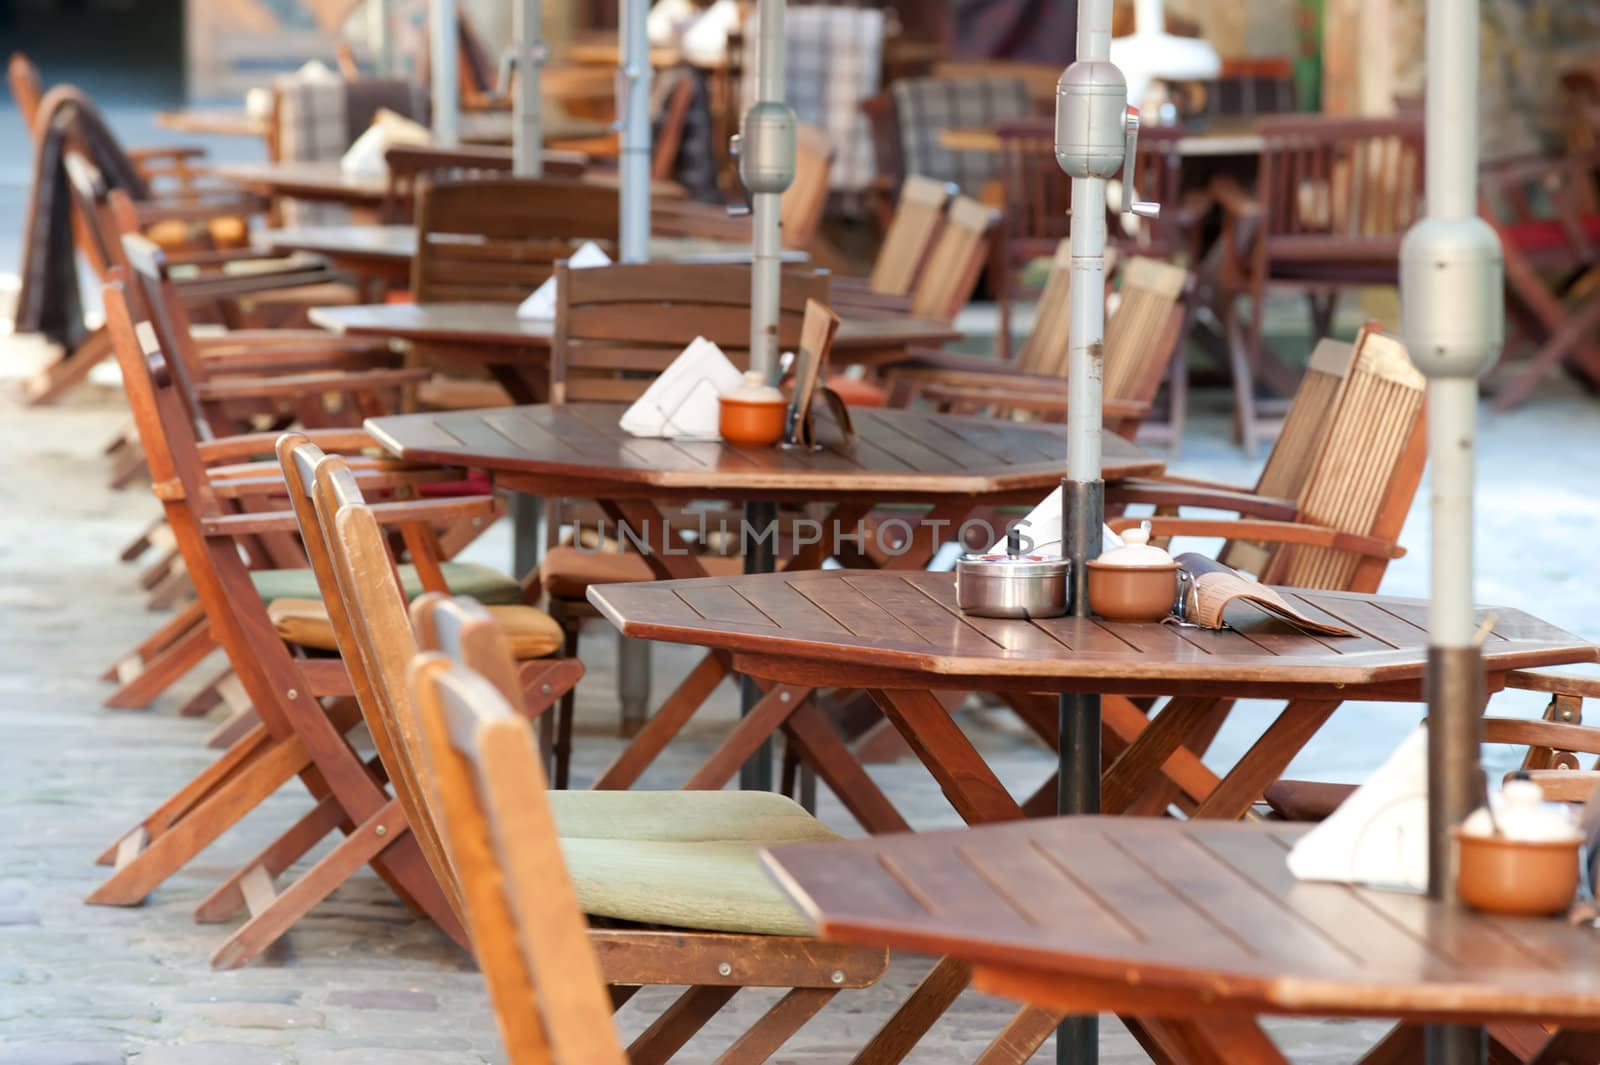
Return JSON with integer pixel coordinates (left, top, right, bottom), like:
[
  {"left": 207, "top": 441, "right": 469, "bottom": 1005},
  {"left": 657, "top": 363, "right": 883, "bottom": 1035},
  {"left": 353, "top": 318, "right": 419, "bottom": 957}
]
[
  {"left": 886, "top": 348, "right": 1018, "bottom": 378},
  {"left": 1105, "top": 516, "right": 1403, "bottom": 560},
  {"left": 1509, "top": 770, "right": 1598, "bottom": 803},
  {"left": 202, "top": 494, "right": 502, "bottom": 537},
  {"left": 175, "top": 267, "right": 345, "bottom": 303},
  {"left": 194, "top": 366, "right": 430, "bottom": 401},
  {"left": 1485, "top": 717, "right": 1600, "bottom": 758},
  {"left": 196, "top": 428, "right": 379, "bottom": 466},
  {"left": 128, "top": 145, "right": 208, "bottom": 165},
  {"left": 1505, "top": 669, "right": 1600, "bottom": 700},
  {"left": 1104, "top": 480, "right": 1299, "bottom": 522}
]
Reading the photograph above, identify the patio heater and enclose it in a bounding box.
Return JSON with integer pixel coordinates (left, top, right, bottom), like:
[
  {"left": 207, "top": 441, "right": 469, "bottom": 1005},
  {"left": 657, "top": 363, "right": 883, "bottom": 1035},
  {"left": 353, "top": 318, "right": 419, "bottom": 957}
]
[
  {"left": 1053, "top": 0, "right": 1155, "bottom": 1060},
  {"left": 509, "top": 0, "right": 546, "bottom": 177},
  {"left": 617, "top": 0, "right": 654, "bottom": 261},
  {"left": 1400, "top": 0, "right": 1503, "bottom": 1062},
  {"left": 430, "top": 0, "right": 460, "bottom": 145}
]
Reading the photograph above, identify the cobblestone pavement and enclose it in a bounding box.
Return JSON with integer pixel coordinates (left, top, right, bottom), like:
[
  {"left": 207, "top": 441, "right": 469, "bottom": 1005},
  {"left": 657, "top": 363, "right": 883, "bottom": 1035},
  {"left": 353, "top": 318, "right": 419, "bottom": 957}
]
[{"left": 2, "top": 321, "right": 1599, "bottom": 1061}]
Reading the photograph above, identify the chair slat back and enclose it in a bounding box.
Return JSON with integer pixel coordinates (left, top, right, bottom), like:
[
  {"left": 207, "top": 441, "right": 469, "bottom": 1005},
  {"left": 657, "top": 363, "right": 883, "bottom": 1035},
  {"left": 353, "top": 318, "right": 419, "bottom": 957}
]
[
  {"left": 63, "top": 151, "right": 118, "bottom": 280},
  {"left": 411, "top": 177, "right": 620, "bottom": 303},
  {"left": 1255, "top": 115, "right": 1425, "bottom": 245},
  {"left": 1268, "top": 327, "right": 1427, "bottom": 592},
  {"left": 996, "top": 122, "right": 1071, "bottom": 257},
  {"left": 782, "top": 123, "right": 834, "bottom": 249},
  {"left": 867, "top": 175, "right": 951, "bottom": 297},
  {"left": 8, "top": 53, "right": 44, "bottom": 141},
  {"left": 408, "top": 647, "right": 625, "bottom": 1065},
  {"left": 1101, "top": 255, "right": 1188, "bottom": 410},
  {"left": 907, "top": 194, "right": 996, "bottom": 323},
  {"left": 275, "top": 438, "right": 464, "bottom": 922},
  {"left": 552, "top": 263, "right": 828, "bottom": 404},
  {"left": 1013, "top": 239, "right": 1074, "bottom": 378},
  {"left": 1218, "top": 337, "right": 1355, "bottom": 575}
]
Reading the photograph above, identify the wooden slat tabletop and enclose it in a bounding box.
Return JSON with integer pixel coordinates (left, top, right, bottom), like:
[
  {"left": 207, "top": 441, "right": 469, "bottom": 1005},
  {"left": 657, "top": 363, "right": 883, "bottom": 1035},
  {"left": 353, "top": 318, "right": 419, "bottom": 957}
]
[
  {"left": 365, "top": 402, "right": 1162, "bottom": 497},
  {"left": 589, "top": 569, "right": 1598, "bottom": 690},
  {"left": 258, "top": 224, "right": 808, "bottom": 267},
  {"left": 218, "top": 160, "right": 679, "bottom": 205},
  {"left": 316, "top": 302, "right": 963, "bottom": 353},
  {"left": 763, "top": 817, "right": 1600, "bottom": 1023}
]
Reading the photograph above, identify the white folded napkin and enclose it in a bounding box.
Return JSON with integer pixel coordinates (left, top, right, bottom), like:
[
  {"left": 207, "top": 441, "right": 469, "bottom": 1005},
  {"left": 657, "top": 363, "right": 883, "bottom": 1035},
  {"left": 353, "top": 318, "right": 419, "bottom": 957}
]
[
  {"left": 1286, "top": 726, "right": 1429, "bottom": 893},
  {"left": 516, "top": 242, "right": 614, "bottom": 320},
  {"left": 619, "top": 337, "right": 745, "bottom": 439},
  {"left": 988, "top": 486, "right": 1121, "bottom": 555},
  {"left": 340, "top": 108, "right": 433, "bottom": 178}
]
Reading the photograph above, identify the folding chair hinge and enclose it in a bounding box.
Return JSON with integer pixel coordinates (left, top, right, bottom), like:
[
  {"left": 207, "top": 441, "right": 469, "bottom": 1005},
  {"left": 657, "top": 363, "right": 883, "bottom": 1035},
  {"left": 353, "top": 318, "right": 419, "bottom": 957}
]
[{"left": 151, "top": 478, "right": 187, "bottom": 502}]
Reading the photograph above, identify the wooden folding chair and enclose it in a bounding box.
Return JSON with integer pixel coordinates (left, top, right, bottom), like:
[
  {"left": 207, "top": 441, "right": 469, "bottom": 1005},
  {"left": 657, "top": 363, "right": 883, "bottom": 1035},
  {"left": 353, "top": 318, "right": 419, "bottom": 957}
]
[
  {"left": 535, "top": 262, "right": 829, "bottom": 768},
  {"left": 904, "top": 195, "right": 998, "bottom": 323},
  {"left": 89, "top": 276, "right": 524, "bottom": 943},
  {"left": 1213, "top": 114, "right": 1426, "bottom": 454},
  {"left": 408, "top": 595, "right": 888, "bottom": 1065},
  {"left": 866, "top": 174, "right": 954, "bottom": 298},
  {"left": 910, "top": 253, "right": 1191, "bottom": 444}
]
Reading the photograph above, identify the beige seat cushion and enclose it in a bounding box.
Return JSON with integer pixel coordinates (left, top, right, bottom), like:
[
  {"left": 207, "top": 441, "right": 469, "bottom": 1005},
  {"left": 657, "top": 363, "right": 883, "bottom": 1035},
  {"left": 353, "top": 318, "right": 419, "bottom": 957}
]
[
  {"left": 251, "top": 562, "right": 523, "bottom": 606},
  {"left": 269, "top": 598, "right": 564, "bottom": 659},
  {"left": 550, "top": 791, "right": 838, "bottom": 936},
  {"left": 540, "top": 546, "right": 746, "bottom": 601}
]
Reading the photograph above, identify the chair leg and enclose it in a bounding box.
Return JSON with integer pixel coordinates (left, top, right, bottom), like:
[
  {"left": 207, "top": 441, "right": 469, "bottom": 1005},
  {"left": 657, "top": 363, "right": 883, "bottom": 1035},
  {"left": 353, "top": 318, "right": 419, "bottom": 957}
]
[
  {"left": 710, "top": 988, "right": 834, "bottom": 1065},
  {"left": 103, "top": 613, "right": 217, "bottom": 710},
  {"left": 208, "top": 799, "right": 412, "bottom": 970},
  {"left": 23, "top": 324, "right": 112, "bottom": 405},
  {"left": 101, "top": 600, "right": 206, "bottom": 682},
  {"left": 628, "top": 985, "right": 739, "bottom": 1065},
  {"left": 195, "top": 792, "right": 348, "bottom": 923},
  {"left": 552, "top": 625, "right": 581, "bottom": 788},
  {"left": 847, "top": 957, "right": 972, "bottom": 1065},
  {"left": 87, "top": 732, "right": 308, "bottom": 906},
  {"left": 1223, "top": 296, "right": 1261, "bottom": 459},
  {"left": 119, "top": 515, "right": 170, "bottom": 563}
]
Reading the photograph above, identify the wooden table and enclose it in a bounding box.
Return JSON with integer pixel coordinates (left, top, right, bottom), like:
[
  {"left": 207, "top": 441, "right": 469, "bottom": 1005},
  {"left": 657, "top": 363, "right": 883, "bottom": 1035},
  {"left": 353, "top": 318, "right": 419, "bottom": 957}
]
[
  {"left": 590, "top": 569, "right": 1598, "bottom": 829},
  {"left": 368, "top": 403, "right": 1163, "bottom": 794},
  {"left": 764, "top": 816, "right": 1600, "bottom": 1063},
  {"left": 939, "top": 119, "right": 1266, "bottom": 158},
  {"left": 258, "top": 224, "right": 808, "bottom": 283},
  {"left": 218, "top": 161, "right": 680, "bottom": 214},
  {"left": 314, "top": 302, "right": 963, "bottom": 403}
]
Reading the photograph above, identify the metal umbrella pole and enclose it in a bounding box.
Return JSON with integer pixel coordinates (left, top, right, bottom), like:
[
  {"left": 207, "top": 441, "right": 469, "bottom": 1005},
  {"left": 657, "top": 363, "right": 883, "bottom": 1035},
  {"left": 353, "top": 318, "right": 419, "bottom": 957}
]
[
  {"left": 1053, "top": 0, "right": 1155, "bottom": 1059},
  {"left": 617, "top": 0, "right": 653, "bottom": 262},
  {"left": 735, "top": 0, "right": 795, "bottom": 790},
  {"left": 1399, "top": 1, "right": 1503, "bottom": 1063},
  {"left": 429, "top": 0, "right": 460, "bottom": 146},
  {"left": 510, "top": 0, "right": 546, "bottom": 178}
]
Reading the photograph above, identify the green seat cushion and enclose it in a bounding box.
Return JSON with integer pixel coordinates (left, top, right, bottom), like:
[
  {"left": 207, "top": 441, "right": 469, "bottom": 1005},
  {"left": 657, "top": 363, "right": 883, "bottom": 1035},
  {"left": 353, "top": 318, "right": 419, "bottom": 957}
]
[
  {"left": 250, "top": 562, "right": 522, "bottom": 606},
  {"left": 550, "top": 791, "right": 837, "bottom": 937}
]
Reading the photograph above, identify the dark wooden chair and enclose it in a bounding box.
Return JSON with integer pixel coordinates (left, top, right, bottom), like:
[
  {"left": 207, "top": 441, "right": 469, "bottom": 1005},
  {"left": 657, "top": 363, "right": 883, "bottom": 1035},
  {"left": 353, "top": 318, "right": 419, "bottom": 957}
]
[
  {"left": 535, "top": 263, "right": 829, "bottom": 761},
  {"left": 379, "top": 143, "right": 590, "bottom": 223},
  {"left": 1478, "top": 151, "right": 1600, "bottom": 407},
  {"left": 1212, "top": 114, "right": 1425, "bottom": 455},
  {"left": 406, "top": 595, "right": 888, "bottom": 1065}
]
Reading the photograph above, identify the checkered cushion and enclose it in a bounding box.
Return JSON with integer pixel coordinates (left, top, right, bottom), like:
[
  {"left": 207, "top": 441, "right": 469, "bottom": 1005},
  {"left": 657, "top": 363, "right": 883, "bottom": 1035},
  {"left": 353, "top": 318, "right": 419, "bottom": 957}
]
[
  {"left": 891, "top": 76, "right": 1034, "bottom": 194},
  {"left": 740, "top": 5, "right": 884, "bottom": 193}
]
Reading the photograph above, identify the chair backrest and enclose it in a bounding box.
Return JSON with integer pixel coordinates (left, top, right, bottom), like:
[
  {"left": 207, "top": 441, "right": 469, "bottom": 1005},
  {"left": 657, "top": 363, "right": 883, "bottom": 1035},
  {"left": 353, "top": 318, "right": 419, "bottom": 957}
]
[
  {"left": 995, "top": 119, "right": 1070, "bottom": 252},
  {"left": 274, "top": 437, "right": 464, "bottom": 920},
  {"left": 782, "top": 123, "right": 834, "bottom": 249},
  {"left": 1266, "top": 325, "right": 1427, "bottom": 593},
  {"left": 868, "top": 174, "right": 951, "bottom": 297},
  {"left": 62, "top": 151, "right": 119, "bottom": 281},
  {"left": 407, "top": 617, "right": 625, "bottom": 1065},
  {"left": 1219, "top": 336, "right": 1355, "bottom": 576},
  {"left": 890, "top": 76, "right": 1034, "bottom": 193},
  {"left": 411, "top": 177, "right": 620, "bottom": 302},
  {"left": 1100, "top": 256, "right": 1189, "bottom": 413},
  {"left": 906, "top": 194, "right": 995, "bottom": 322},
  {"left": 1013, "top": 239, "right": 1075, "bottom": 378},
  {"left": 382, "top": 144, "right": 590, "bottom": 223},
  {"left": 552, "top": 262, "right": 829, "bottom": 404},
  {"left": 8, "top": 52, "right": 44, "bottom": 140},
  {"left": 1255, "top": 115, "right": 1426, "bottom": 247}
]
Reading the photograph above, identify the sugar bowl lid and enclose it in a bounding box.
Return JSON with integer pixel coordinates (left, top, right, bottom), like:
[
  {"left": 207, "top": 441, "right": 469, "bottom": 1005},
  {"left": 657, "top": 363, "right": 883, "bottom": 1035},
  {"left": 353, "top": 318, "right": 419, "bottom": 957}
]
[{"left": 1092, "top": 526, "right": 1175, "bottom": 568}]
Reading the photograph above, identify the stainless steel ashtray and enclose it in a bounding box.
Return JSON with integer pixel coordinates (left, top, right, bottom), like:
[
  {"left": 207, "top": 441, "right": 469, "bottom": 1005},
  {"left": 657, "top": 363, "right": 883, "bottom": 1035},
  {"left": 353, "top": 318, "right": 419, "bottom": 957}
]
[{"left": 955, "top": 530, "right": 1070, "bottom": 619}]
